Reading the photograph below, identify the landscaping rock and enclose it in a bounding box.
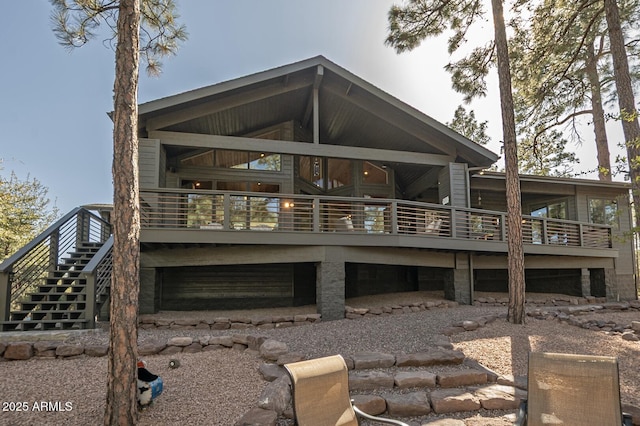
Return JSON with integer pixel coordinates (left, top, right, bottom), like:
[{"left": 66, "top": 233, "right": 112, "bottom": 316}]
[
  {"left": 4, "top": 342, "right": 33, "bottom": 360},
  {"left": 351, "top": 395, "right": 386, "bottom": 416},
  {"left": 259, "top": 339, "right": 288, "bottom": 361},
  {"left": 396, "top": 349, "right": 465, "bottom": 367},
  {"left": 182, "top": 343, "right": 203, "bottom": 353},
  {"left": 55, "top": 344, "right": 84, "bottom": 357},
  {"left": 259, "top": 363, "right": 286, "bottom": 382},
  {"left": 349, "top": 371, "right": 394, "bottom": 390},
  {"left": 430, "top": 389, "right": 481, "bottom": 414},
  {"left": 167, "top": 336, "right": 193, "bottom": 347},
  {"left": 138, "top": 340, "right": 167, "bottom": 355},
  {"left": 257, "top": 375, "right": 291, "bottom": 414},
  {"left": 33, "top": 341, "right": 59, "bottom": 356},
  {"left": 384, "top": 391, "right": 431, "bottom": 416},
  {"left": 85, "top": 345, "right": 108, "bottom": 357},
  {"left": 394, "top": 371, "right": 437, "bottom": 388},
  {"left": 437, "top": 370, "right": 487, "bottom": 387},
  {"left": 235, "top": 407, "right": 277, "bottom": 426},
  {"left": 276, "top": 352, "right": 305, "bottom": 366},
  {"left": 209, "top": 336, "right": 234, "bottom": 347},
  {"left": 352, "top": 352, "right": 395, "bottom": 369},
  {"left": 473, "top": 384, "right": 525, "bottom": 410}
]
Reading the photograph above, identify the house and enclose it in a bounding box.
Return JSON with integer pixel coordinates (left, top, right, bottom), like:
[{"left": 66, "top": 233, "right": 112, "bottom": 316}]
[
  {"left": 1, "top": 56, "right": 636, "bottom": 331},
  {"left": 135, "top": 56, "right": 636, "bottom": 320}
]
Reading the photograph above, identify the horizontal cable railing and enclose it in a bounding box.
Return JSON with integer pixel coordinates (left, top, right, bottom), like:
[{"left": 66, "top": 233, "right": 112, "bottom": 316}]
[
  {"left": 140, "top": 189, "right": 611, "bottom": 248},
  {"left": 140, "top": 189, "right": 612, "bottom": 250}
]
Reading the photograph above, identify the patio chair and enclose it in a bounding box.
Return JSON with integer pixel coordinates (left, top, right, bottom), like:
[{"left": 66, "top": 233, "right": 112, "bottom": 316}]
[
  {"left": 284, "top": 355, "right": 409, "bottom": 426},
  {"left": 514, "top": 352, "right": 632, "bottom": 426}
]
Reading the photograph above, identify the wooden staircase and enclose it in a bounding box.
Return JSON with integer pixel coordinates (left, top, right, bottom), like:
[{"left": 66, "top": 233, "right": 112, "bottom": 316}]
[{"left": 1, "top": 242, "right": 107, "bottom": 332}]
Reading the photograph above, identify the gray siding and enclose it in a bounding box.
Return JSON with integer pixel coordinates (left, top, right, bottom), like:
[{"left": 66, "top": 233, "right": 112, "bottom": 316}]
[
  {"left": 139, "top": 138, "right": 161, "bottom": 189},
  {"left": 439, "top": 163, "right": 469, "bottom": 207}
]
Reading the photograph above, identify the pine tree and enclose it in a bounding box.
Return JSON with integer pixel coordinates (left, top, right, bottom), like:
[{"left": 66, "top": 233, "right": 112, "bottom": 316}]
[
  {"left": 387, "top": 0, "right": 527, "bottom": 323},
  {"left": 50, "top": 1, "right": 186, "bottom": 423}
]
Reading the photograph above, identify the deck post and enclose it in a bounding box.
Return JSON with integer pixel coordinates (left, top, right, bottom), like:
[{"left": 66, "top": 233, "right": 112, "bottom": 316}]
[
  {"left": 316, "top": 257, "right": 345, "bottom": 321},
  {"left": 444, "top": 253, "right": 472, "bottom": 305},
  {"left": 0, "top": 271, "right": 10, "bottom": 323},
  {"left": 581, "top": 268, "right": 591, "bottom": 297},
  {"left": 84, "top": 272, "right": 96, "bottom": 329}
]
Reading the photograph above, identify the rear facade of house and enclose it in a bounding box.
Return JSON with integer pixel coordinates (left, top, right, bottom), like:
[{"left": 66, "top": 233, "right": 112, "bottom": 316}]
[{"left": 135, "top": 56, "right": 636, "bottom": 320}]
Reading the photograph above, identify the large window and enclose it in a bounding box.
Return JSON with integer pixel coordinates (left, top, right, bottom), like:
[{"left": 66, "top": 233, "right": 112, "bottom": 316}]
[
  {"left": 589, "top": 198, "right": 618, "bottom": 227},
  {"left": 327, "top": 158, "right": 351, "bottom": 189},
  {"left": 531, "top": 200, "right": 567, "bottom": 219},
  {"left": 363, "top": 161, "right": 388, "bottom": 184},
  {"left": 180, "top": 149, "right": 281, "bottom": 171}
]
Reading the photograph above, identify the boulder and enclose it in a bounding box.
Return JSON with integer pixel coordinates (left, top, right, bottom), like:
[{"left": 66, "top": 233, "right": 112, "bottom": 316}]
[
  {"left": 33, "top": 341, "right": 59, "bottom": 356},
  {"left": 4, "top": 342, "right": 33, "bottom": 360},
  {"left": 209, "top": 336, "right": 234, "bottom": 347},
  {"left": 259, "top": 339, "right": 288, "bottom": 361},
  {"left": 259, "top": 363, "right": 286, "bottom": 382},
  {"left": 257, "top": 375, "right": 291, "bottom": 414},
  {"left": 182, "top": 343, "right": 203, "bottom": 353}
]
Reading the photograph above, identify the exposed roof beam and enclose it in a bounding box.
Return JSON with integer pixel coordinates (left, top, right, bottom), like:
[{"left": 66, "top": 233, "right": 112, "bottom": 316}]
[
  {"left": 149, "top": 130, "right": 454, "bottom": 166},
  {"left": 302, "top": 65, "right": 324, "bottom": 129},
  {"left": 145, "top": 76, "right": 313, "bottom": 131},
  {"left": 322, "top": 84, "right": 457, "bottom": 158}
]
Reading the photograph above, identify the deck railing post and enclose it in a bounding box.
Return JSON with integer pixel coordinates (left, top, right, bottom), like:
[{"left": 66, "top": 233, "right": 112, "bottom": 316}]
[
  {"left": 0, "top": 271, "right": 11, "bottom": 324},
  {"left": 450, "top": 208, "right": 457, "bottom": 238},
  {"left": 313, "top": 198, "right": 320, "bottom": 232},
  {"left": 222, "top": 193, "right": 231, "bottom": 229},
  {"left": 578, "top": 223, "right": 584, "bottom": 247},
  {"left": 49, "top": 229, "right": 60, "bottom": 272},
  {"left": 391, "top": 201, "right": 398, "bottom": 235},
  {"left": 542, "top": 219, "right": 549, "bottom": 245},
  {"left": 84, "top": 272, "right": 96, "bottom": 329}
]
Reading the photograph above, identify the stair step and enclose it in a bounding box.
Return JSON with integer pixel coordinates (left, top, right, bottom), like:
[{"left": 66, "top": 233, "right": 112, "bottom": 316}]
[
  {"left": 28, "top": 293, "right": 86, "bottom": 302},
  {"left": 1, "top": 318, "right": 88, "bottom": 332}
]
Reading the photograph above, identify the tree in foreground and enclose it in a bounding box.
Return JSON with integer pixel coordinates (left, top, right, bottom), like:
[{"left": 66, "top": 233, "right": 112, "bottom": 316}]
[
  {"left": 387, "top": 0, "right": 526, "bottom": 323},
  {"left": 50, "top": 1, "right": 186, "bottom": 423},
  {"left": 0, "top": 167, "right": 59, "bottom": 261}
]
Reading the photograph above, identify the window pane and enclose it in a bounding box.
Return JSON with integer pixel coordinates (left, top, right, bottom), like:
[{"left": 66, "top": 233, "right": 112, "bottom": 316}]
[
  {"left": 249, "top": 152, "right": 281, "bottom": 171},
  {"left": 327, "top": 158, "right": 351, "bottom": 189},
  {"left": 363, "top": 161, "right": 388, "bottom": 184},
  {"left": 299, "top": 156, "right": 324, "bottom": 188},
  {"left": 589, "top": 199, "right": 618, "bottom": 226}
]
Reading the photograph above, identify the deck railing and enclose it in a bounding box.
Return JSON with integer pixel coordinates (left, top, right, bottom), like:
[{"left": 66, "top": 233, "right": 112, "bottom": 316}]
[{"left": 140, "top": 189, "right": 612, "bottom": 249}]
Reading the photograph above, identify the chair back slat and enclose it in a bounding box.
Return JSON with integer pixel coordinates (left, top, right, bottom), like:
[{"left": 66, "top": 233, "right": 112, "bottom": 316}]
[
  {"left": 285, "top": 355, "right": 358, "bottom": 426},
  {"left": 527, "top": 352, "right": 623, "bottom": 426}
]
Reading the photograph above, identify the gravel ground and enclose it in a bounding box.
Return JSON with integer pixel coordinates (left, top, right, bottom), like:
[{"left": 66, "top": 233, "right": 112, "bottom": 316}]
[{"left": 0, "top": 293, "right": 638, "bottom": 425}]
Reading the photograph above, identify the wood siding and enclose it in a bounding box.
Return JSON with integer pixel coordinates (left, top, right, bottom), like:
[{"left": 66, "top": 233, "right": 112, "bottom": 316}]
[
  {"left": 139, "top": 138, "right": 161, "bottom": 189},
  {"left": 161, "top": 263, "right": 294, "bottom": 310}
]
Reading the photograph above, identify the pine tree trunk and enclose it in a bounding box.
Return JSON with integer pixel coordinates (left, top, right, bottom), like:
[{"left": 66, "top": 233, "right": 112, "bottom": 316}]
[
  {"left": 104, "top": 0, "right": 141, "bottom": 424},
  {"left": 585, "top": 42, "right": 611, "bottom": 181},
  {"left": 491, "top": 0, "right": 526, "bottom": 324},
  {"left": 604, "top": 0, "right": 640, "bottom": 225}
]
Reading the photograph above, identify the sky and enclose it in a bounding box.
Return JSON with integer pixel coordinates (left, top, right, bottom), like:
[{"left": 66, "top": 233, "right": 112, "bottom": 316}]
[{"left": 0, "top": 0, "right": 627, "bottom": 215}]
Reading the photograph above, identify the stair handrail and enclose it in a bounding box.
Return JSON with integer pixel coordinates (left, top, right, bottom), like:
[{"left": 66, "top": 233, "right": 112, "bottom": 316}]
[
  {"left": 81, "top": 235, "right": 113, "bottom": 329},
  {"left": 0, "top": 207, "right": 112, "bottom": 325}
]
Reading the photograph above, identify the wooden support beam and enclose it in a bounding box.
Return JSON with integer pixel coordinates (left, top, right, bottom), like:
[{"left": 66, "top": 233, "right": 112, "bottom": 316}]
[{"left": 149, "top": 130, "right": 454, "bottom": 166}]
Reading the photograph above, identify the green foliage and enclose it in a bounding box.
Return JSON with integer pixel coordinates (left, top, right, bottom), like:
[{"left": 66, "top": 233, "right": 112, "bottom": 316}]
[
  {"left": 50, "top": 0, "right": 187, "bottom": 75},
  {"left": 446, "top": 105, "right": 491, "bottom": 145},
  {"left": 517, "top": 129, "right": 579, "bottom": 177},
  {"left": 0, "top": 168, "right": 59, "bottom": 261}
]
